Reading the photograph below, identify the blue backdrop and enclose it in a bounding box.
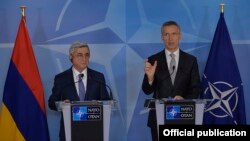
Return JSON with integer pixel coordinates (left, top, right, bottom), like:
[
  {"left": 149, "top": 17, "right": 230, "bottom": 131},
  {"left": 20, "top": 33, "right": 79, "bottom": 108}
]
[{"left": 0, "top": 0, "right": 249, "bottom": 141}]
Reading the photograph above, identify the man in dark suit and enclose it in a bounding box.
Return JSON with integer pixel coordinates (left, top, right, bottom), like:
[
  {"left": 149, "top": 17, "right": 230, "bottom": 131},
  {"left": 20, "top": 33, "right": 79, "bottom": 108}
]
[
  {"left": 48, "top": 41, "right": 110, "bottom": 141},
  {"left": 142, "top": 21, "right": 201, "bottom": 141}
]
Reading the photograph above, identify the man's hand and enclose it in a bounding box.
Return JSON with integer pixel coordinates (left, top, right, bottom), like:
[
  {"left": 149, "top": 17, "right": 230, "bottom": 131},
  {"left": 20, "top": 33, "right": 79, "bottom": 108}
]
[
  {"left": 144, "top": 60, "right": 157, "bottom": 82},
  {"left": 64, "top": 99, "right": 70, "bottom": 103},
  {"left": 173, "top": 95, "right": 184, "bottom": 100}
]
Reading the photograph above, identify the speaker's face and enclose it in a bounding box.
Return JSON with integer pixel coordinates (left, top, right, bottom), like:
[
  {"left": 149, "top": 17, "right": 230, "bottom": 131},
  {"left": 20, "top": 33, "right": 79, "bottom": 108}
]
[
  {"left": 71, "top": 47, "right": 90, "bottom": 72},
  {"left": 161, "top": 25, "right": 181, "bottom": 52}
]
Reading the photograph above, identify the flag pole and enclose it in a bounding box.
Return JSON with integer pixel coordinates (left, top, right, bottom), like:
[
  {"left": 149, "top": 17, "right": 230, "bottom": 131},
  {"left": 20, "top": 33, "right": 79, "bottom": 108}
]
[
  {"left": 20, "top": 6, "right": 26, "bottom": 17},
  {"left": 220, "top": 3, "right": 224, "bottom": 13}
]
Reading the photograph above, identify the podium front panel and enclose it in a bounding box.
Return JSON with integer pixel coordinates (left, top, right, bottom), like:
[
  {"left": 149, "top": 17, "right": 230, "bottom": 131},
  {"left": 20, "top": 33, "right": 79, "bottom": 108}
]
[
  {"left": 164, "top": 101, "right": 195, "bottom": 124},
  {"left": 71, "top": 104, "right": 103, "bottom": 141},
  {"left": 155, "top": 99, "right": 206, "bottom": 138},
  {"left": 60, "top": 101, "right": 112, "bottom": 141}
]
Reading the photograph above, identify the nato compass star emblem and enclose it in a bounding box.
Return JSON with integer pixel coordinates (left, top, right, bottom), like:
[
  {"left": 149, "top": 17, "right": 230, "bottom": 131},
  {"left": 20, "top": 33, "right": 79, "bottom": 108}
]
[
  {"left": 203, "top": 79, "right": 239, "bottom": 123},
  {"left": 166, "top": 106, "right": 180, "bottom": 119},
  {"left": 169, "top": 108, "right": 178, "bottom": 117}
]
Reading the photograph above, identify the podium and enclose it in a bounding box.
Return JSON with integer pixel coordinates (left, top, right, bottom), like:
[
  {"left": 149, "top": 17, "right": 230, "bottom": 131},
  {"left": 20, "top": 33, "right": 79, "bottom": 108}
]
[
  {"left": 154, "top": 99, "right": 206, "bottom": 125},
  {"left": 145, "top": 99, "right": 206, "bottom": 137},
  {"left": 56, "top": 100, "right": 114, "bottom": 141}
]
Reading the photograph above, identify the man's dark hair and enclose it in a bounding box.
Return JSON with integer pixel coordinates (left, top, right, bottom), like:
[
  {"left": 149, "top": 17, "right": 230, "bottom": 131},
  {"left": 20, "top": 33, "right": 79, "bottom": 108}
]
[{"left": 161, "top": 21, "right": 181, "bottom": 34}]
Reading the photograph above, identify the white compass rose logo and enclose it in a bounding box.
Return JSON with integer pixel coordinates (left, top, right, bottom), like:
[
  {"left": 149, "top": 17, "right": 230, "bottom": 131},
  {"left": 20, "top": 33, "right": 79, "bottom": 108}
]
[
  {"left": 169, "top": 108, "right": 178, "bottom": 117},
  {"left": 204, "top": 80, "right": 239, "bottom": 120}
]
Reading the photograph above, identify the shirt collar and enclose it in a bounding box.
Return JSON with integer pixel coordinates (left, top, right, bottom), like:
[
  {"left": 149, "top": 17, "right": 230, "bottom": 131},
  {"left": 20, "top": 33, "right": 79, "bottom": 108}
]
[
  {"left": 72, "top": 67, "right": 87, "bottom": 80},
  {"left": 165, "top": 48, "right": 180, "bottom": 57}
]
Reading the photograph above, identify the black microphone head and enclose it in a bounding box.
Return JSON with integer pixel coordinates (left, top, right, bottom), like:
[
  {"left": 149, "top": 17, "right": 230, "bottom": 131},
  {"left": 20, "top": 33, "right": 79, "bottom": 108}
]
[
  {"left": 80, "top": 73, "right": 84, "bottom": 78},
  {"left": 173, "top": 66, "right": 175, "bottom": 71}
]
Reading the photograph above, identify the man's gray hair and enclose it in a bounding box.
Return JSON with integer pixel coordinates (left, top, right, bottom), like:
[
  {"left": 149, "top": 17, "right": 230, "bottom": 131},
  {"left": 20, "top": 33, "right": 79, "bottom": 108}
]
[{"left": 69, "top": 41, "right": 89, "bottom": 56}]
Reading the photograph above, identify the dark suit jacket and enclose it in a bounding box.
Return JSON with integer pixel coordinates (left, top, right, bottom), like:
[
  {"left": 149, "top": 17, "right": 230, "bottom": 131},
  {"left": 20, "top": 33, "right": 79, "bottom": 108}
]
[
  {"left": 48, "top": 67, "right": 110, "bottom": 140},
  {"left": 142, "top": 49, "right": 201, "bottom": 127}
]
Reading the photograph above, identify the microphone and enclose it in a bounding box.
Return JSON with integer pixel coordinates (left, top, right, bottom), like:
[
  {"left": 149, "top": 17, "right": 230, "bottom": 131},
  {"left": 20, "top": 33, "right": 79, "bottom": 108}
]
[
  {"left": 60, "top": 74, "right": 84, "bottom": 100},
  {"left": 159, "top": 65, "right": 175, "bottom": 81},
  {"left": 79, "top": 73, "right": 84, "bottom": 80},
  {"left": 171, "top": 66, "right": 175, "bottom": 76},
  {"left": 88, "top": 75, "right": 113, "bottom": 101},
  {"left": 170, "top": 65, "right": 175, "bottom": 79},
  {"left": 49, "top": 73, "right": 84, "bottom": 111},
  {"left": 155, "top": 65, "right": 176, "bottom": 100}
]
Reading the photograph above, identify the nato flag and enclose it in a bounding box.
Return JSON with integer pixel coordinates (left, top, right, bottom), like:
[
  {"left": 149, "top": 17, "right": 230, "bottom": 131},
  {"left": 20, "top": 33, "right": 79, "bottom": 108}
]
[{"left": 202, "top": 12, "right": 246, "bottom": 124}]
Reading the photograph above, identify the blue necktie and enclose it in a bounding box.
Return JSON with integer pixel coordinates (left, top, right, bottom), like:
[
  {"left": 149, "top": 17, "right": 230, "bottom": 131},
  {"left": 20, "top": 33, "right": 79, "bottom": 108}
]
[{"left": 78, "top": 74, "right": 85, "bottom": 101}]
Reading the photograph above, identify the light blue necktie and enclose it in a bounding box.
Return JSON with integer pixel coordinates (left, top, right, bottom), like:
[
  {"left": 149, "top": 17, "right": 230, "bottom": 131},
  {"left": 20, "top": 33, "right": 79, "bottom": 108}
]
[{"left": 78, "top": 74, "right": 85, "bottom": 101}]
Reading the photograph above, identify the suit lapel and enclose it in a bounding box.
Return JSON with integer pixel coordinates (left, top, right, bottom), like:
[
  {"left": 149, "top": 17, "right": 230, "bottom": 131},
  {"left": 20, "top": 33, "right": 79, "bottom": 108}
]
[
  {"left": 86, "top": 68, "right": 95, "bottom": 99},
  {"left": 67, "top": 68, "right": 80, "bottom": 100},
  {"left": 174, "top": 50, "right": 185, "bottom": 87},
  {"left": 157, "top": 51, "right": 173, "bottom": 86}
]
